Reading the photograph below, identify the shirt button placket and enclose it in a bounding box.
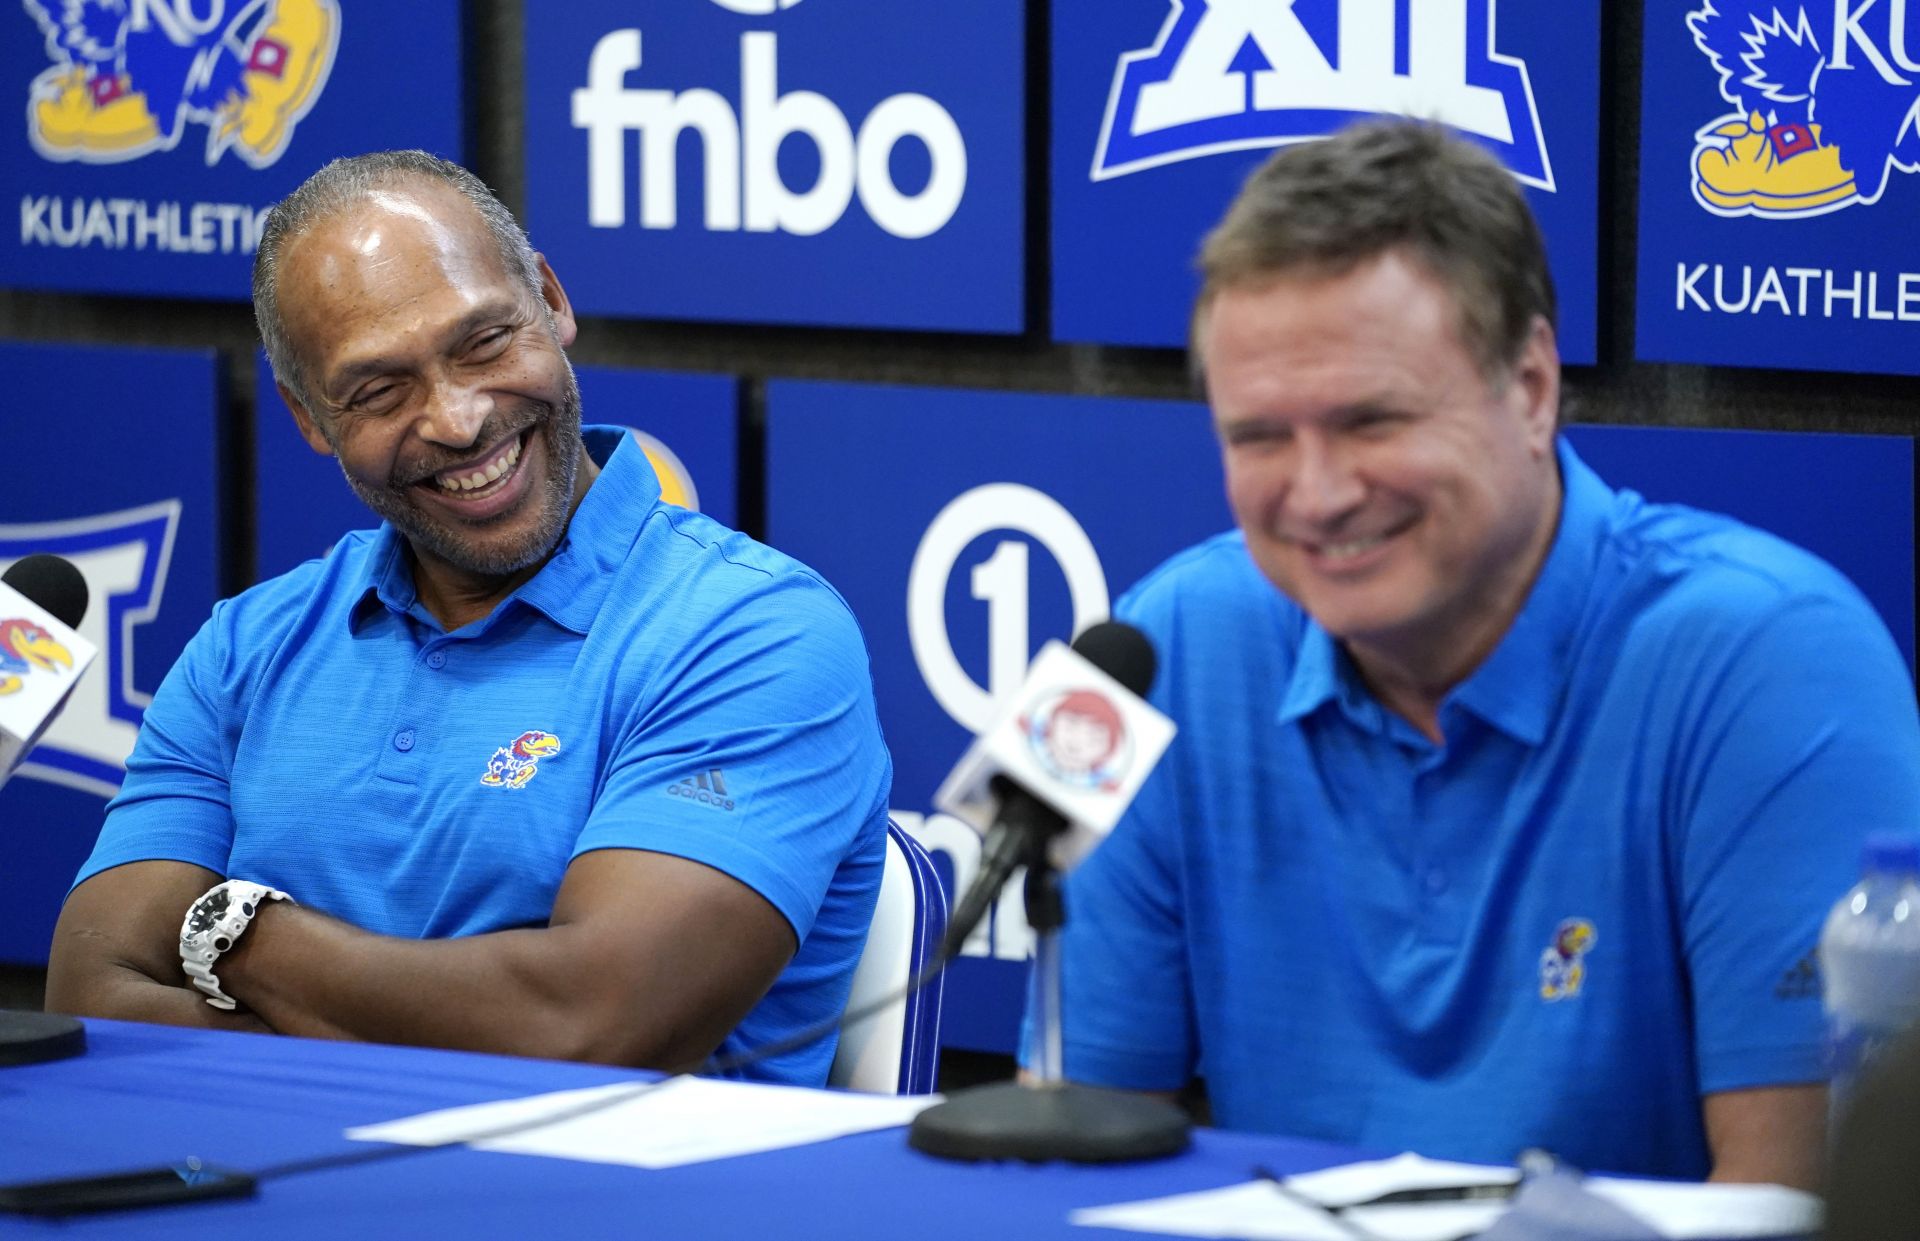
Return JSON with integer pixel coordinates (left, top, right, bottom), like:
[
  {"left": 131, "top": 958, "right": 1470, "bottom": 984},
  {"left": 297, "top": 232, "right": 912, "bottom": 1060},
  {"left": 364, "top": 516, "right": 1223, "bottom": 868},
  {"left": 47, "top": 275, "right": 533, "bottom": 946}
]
[{"left": 1409, "top": 756, "right": 1435, "bottom": 932}]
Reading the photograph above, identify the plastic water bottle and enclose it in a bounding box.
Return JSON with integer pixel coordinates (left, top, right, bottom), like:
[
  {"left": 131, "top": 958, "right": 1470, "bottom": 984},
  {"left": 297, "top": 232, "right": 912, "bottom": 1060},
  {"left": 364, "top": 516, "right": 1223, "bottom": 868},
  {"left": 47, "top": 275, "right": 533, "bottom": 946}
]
[{"left": 1820, "top": 834, "right": 1920, "bottom": 1117}]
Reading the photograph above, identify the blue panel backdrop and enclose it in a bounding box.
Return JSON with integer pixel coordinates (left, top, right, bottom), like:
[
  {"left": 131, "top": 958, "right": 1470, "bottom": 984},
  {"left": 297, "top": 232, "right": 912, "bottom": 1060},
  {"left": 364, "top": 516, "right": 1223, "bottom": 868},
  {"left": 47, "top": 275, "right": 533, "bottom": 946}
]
[
  {"left": 522, "top": 0, "right": 1023, "bottom": 332},
  {"left": 768, "top": 380, "right": 1915, "bottom": 1054},
  {"left": 1636, "top": 1, "right": 1920, "bottom": 374},
  {"left": 1, "top": 1, "right": 464, "bottom": 300},
  {"left": 1051, "top": 0, "right": 1599, "bottom": 360},
  {"left": 0, "top": 342, "right": 220, "bottom": 964},
  {"left": 254, "top": 358, "right": 740, "bottom": 583},
  {"left": 1563, "top": 425, "right": 1914, "bottom": 666}
]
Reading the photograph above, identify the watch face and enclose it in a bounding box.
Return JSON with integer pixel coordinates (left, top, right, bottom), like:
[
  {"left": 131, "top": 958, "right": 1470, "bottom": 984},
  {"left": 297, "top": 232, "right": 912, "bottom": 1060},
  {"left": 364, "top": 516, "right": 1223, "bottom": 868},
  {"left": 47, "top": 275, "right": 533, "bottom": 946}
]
[{"left": 185, "top": 889, "right": 232, "bottom": 937}]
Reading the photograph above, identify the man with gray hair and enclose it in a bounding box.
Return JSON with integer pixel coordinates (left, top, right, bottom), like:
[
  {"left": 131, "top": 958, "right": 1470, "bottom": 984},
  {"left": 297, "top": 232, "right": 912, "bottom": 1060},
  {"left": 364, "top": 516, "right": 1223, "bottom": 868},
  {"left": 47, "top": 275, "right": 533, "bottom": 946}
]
[
  {"left": 1041, "top": 121, "right": 1920, "bottom": 1185},
  {"left": 46, "top": 151, "right": 893, "bottom": 1086}
]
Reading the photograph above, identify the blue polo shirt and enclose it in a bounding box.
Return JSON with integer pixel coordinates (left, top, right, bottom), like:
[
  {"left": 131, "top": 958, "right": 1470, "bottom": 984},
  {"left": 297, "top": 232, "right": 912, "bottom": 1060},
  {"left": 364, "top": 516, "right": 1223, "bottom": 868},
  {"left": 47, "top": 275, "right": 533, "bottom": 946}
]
[
  {"left": 79, "top": 426, "right": 891, "bottom": 1086},
  {"left": 1052, "top": 440, "right": 1920, "bottom": 1178}
]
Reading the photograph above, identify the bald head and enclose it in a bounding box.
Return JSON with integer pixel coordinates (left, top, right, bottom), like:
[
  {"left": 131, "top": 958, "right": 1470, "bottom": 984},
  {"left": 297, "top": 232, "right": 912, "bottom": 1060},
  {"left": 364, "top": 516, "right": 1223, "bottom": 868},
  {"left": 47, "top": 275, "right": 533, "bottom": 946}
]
[{"left": 253, "top": 151, "right": 541, "bottom": 410}]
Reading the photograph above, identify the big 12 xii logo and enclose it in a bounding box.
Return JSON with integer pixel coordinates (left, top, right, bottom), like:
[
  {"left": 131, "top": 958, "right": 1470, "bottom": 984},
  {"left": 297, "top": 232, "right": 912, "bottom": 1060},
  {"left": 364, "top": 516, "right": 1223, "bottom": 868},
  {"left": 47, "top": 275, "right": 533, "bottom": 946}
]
[
  {"left": 1093, "top": 0, "right": 1552, "bottom": 187},
  {"left": 24, "top": 0, "right": 340, "bottom": 168}
]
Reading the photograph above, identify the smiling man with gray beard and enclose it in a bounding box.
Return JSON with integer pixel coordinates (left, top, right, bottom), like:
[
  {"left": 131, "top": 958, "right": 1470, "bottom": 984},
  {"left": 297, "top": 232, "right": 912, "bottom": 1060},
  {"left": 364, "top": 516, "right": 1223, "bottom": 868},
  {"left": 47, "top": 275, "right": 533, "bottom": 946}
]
[{"left": 45, "top": 152, "right": 893, "bottom": 1086}]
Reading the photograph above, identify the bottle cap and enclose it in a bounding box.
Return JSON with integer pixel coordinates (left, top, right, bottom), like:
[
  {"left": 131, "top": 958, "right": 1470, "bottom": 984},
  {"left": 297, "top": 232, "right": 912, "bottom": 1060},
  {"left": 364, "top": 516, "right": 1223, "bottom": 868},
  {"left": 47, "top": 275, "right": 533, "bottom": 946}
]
[{"left": 1864, "top": 834, "right": 1920, "bottom": 875}]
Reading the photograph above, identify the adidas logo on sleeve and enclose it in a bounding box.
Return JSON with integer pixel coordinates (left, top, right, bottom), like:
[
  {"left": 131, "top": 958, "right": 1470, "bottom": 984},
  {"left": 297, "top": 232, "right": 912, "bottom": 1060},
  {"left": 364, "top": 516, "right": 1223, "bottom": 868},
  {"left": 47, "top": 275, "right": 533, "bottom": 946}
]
[{"left": 666, "top": 768, "right": 735, "bottom": 811}]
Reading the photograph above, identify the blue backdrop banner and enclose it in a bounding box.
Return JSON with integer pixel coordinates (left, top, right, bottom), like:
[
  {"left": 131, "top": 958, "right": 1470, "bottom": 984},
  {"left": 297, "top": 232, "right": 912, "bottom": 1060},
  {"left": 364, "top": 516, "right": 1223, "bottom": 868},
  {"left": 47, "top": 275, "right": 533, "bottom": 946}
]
[
  {"left": 255, "top": 360, "right": 740, "bottom": 583},
  {"left": 522, "top": 0, "right": 1024, "bottom": 333},
  {"left": 1565, "top": 425, "right": 1914, "bottom": 666},
  {"left": 1636, "top": 1, "right": 1920, "bottom": 374},
  {"left": 769, "top": 381, "right": 1913, "bottom": 1054},
  {"left": 1051, "top": 0, "right": 1599, "bottom": 360},
  {"left": 0, "top": 342, "right": 219, "bottom": 964},
  {"left": 1, "top": 0, "right": 463, "bottom": 301}
]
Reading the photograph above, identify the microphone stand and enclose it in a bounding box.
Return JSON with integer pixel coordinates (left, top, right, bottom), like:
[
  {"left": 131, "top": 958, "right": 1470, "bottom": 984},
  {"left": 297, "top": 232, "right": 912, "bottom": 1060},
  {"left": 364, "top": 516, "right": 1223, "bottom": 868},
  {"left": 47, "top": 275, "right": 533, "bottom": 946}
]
[
  {"left": 0, "top": 1012, "right": 85, "bottom": 1067},
  {"left": 907, "top": 827, "right": 1190, "bottom": 1162}
]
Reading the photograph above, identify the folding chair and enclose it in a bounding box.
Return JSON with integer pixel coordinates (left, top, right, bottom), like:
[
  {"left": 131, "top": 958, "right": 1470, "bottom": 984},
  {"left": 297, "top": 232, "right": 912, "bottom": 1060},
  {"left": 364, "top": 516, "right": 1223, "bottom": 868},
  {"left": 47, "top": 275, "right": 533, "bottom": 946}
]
[{"left": 828, "top": 821, "right": 948, "bottom": 1094}]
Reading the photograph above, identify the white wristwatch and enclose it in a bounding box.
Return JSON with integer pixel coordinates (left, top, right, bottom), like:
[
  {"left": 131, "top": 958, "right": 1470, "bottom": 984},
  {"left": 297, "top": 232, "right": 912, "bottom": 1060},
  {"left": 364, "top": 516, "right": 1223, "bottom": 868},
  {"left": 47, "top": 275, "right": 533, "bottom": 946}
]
[{"left": 179, "top": 880, "right": 293, "bottom": 1010}]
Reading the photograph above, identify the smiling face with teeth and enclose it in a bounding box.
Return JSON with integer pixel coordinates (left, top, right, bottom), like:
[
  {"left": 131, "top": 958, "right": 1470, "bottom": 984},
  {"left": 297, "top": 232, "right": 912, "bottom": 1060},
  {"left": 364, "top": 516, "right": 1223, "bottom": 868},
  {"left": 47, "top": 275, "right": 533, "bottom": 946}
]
[
  {"left": 1200, "top": 250, "right": 1562, "bottom": 713},
  {"left": 272, "top": 178, "right": 596, "bottom": 623}
]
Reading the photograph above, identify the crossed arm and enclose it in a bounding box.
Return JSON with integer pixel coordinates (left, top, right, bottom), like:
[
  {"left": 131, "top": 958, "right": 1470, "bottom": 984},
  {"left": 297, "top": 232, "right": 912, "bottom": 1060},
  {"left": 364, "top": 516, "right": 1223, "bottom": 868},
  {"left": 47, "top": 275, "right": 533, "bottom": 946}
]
[
  {"left": 1702, "top": 1085, "right": 1825, "bottom": 1190},
  {"left": 45, "top": 847, "right": 797, "bottom": 1069}
]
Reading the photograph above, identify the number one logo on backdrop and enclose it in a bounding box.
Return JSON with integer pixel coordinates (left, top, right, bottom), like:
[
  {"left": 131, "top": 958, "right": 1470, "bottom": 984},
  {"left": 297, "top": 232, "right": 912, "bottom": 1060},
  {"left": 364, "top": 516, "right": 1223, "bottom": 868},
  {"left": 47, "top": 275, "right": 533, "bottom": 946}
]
[
  {"left": 909, "top": 484, "right": 1110, "bottom": 733},
  {"left": 901, "top": 483, "right": 1110, "bottom": 960}
]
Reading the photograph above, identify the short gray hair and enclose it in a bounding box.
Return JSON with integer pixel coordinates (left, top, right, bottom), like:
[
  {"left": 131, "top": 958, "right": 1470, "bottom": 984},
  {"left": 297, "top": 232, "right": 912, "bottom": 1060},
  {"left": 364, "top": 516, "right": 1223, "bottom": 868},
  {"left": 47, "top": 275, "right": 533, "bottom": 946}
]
[
  {"left": 1194, "top": 120, "right": 1555, "bottom": 383},
  {"left": 253, "top": 150, "right": 541, "bottom": 410}
]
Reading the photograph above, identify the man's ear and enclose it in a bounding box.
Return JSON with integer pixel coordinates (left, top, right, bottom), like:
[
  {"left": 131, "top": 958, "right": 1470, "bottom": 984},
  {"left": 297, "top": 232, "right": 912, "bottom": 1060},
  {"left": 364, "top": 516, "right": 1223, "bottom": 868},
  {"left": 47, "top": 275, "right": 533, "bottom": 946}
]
[
  {"left": 1510, "top": 314, "right": 1561, "bottom": 457},
  {"left": 278, "top": 382, "right": 334, "bottom": 456},
  {"left": 535, "top": 253, "right": 577, "bottom": 348}
]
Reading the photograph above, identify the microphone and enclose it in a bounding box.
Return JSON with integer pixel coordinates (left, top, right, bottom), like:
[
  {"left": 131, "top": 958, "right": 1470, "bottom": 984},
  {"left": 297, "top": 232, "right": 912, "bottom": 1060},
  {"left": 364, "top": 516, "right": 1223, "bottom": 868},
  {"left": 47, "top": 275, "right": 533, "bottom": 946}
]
[
  {"left": 932, "top": 620, "right": 1174, "bottom": 955},
  {"left": 0, "top": 555, "right": 94, "bottom": 1068},
  {"left": 1, "top": 554, "right": 98, "bottom": 790},
  {"left": 4, "top": 555, "right": 88, "bottom": 630},
  {"left": 910, "top": 620, "right": 1191, "bottom": 1164}
]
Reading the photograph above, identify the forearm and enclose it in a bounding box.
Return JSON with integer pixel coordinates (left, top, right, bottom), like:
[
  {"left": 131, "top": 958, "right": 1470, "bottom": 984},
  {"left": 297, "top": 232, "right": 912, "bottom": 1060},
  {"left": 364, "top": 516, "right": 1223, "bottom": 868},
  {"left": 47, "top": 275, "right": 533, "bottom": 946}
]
[
  {"left": 218, "top": 905, "right": 642, "bottom": 1063},
  {"left": 48, "top": 862, "right": 272, "bottom": 1034},
  {"left": 46, "top": 927, "right": 270, "bottom": 1034},
  {"left": 1703, "top": 1084, "right": 1826, "bottom": 1190}
]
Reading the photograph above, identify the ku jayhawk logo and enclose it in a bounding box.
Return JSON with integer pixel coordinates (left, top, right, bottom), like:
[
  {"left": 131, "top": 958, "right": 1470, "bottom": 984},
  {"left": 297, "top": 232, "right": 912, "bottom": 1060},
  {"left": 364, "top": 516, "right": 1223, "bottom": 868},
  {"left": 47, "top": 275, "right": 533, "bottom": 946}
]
[
  {"left": 1539, "top": 917, "right": 1597, "bottom": 1002},
  {"left": 22, "top": 0, "right": 341, "bottom": 167},
  {"left": 1688, "top": 1, "right": 1920, "bottom": 217},
  {"left": 479, "top": 730, "right": 561, "bottom": 790},
  {"left": 0, "top": 618, "right": 74, "bottom": 697},
  {"left": 1022, "top": 688, "right": 1132, "bottom": 793}
]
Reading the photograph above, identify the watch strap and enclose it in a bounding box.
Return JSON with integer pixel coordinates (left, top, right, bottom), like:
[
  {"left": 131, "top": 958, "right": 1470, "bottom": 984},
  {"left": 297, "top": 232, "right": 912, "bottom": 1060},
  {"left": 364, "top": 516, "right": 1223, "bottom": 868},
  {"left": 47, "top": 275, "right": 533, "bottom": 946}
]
[{"left": 179, "top": 880, "right": 293, "bottom": 1010}]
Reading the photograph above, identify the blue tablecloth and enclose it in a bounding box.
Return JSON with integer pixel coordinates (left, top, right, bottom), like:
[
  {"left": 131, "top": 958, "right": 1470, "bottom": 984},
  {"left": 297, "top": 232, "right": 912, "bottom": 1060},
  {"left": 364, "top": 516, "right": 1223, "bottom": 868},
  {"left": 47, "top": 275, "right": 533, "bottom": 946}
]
[{"left": 0, "top": 1020, "right": 1372, "bottom": 1239}]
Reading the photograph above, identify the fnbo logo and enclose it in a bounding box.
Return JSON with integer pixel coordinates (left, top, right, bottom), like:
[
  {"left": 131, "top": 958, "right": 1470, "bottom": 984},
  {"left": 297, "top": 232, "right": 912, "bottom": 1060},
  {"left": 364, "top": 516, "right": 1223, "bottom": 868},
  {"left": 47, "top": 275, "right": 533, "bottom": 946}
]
[{"left": 570, "top": 0, "right": 968, "bottom": 240}]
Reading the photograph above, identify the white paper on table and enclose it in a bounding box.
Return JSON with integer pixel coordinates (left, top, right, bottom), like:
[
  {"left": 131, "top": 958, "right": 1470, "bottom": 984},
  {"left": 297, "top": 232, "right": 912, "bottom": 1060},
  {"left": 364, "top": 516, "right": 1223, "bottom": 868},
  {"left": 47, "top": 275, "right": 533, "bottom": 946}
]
[
  {"left": 1070, "top": 1152, "right": 1822, "bottom": 1241},
  {"left": 1584, "top": 1177, "right": 1823, "bottom": 1238},
  {"left": 345, "top": 1076, "right": 938, "bottom": 1169},
  {"left": 1072, "top": 1185, "right": 1508, "bottom": 1241},
  {"left": 1070, "top": 1181, "right": 1361, "bottom": 1241},
  {"left": 1070, "top": 1153, "right": 1516, "bottom": 1241},
  {"left": 1286, "top": 1152, "right": 1519, "bottom": 1206}
]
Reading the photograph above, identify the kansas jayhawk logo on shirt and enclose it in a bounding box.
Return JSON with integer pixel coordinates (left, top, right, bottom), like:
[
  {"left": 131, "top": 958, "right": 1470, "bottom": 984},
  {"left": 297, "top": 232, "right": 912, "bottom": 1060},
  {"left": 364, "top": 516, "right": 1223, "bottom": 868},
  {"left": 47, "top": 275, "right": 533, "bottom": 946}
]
[
  {"left": 23, "top": 0, "right": 340, "bottom": 168},
  {"left": 480, "top": 730, "right": 561, "bottom": 790},
  {"left": 1539, "top": 918, "right": 1597, "bottom": 1001}
]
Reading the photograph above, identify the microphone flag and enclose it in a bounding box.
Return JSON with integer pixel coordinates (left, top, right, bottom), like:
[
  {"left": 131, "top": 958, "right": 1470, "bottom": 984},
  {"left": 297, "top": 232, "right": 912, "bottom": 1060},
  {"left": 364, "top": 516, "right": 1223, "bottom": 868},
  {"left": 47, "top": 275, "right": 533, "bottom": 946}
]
[
  {"left": 0, "top": 577, "right": 99, "bottom": 786},
  {"left": 934, "top": 638, "right": 1175, "bottom": 873}
]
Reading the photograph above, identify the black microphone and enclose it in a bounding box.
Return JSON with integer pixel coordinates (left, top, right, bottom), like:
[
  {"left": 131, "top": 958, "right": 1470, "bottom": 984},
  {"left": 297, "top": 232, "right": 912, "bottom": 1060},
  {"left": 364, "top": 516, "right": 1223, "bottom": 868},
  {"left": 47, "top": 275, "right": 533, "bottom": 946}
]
[
  {"left": 939, "top": 621, "right": 1158, "bottom": 958},
  {"left": 2, "top": 554, "right": 90, "bottom": 630}
]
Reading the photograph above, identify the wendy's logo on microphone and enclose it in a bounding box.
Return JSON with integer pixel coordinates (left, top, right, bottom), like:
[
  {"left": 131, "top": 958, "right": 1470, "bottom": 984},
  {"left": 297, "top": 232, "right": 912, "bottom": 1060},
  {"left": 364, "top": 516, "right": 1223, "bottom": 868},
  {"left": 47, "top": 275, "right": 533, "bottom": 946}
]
[
  {"left": 1021, "top": 687, "right": 1132, "bottom": 793},
  {"left": 0, "top": 618, "right": 74, "bottom": 697}
]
